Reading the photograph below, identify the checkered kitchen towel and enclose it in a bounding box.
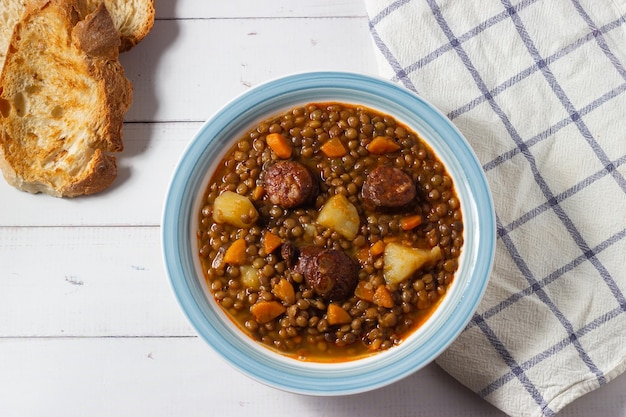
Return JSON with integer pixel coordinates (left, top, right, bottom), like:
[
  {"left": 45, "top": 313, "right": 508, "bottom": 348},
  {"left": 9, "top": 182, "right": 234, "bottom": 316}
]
[{"left": 365, "top": 1, "right": 626, "bottom": 416}]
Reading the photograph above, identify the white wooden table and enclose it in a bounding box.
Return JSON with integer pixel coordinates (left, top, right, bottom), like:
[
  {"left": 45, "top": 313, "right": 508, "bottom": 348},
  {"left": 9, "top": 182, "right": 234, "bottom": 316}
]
[{"left": 2, "top": 1, "right": 625, "bottom": 415}]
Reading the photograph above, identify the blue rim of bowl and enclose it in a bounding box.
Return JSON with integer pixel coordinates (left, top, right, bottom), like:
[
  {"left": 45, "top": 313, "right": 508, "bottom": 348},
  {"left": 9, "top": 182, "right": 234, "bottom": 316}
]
[{"left": 162, "top": 71, "right": 496, "bottom": 396}]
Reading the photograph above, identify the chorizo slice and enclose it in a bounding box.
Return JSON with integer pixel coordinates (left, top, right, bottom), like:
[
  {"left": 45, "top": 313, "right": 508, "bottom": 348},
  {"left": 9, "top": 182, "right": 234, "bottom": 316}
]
[
  {"left": 265, "top": 161, "right": 318, "bottom": 209},
  {"left": 294, "top": 247, "right": 358, "bottom": 302},
  {"left": 361, "top": 165, "right": 416, "bottom": 208}
]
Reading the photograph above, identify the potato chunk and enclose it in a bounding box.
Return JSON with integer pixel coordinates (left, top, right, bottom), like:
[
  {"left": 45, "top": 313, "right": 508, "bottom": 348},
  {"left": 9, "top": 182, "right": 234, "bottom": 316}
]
[
  {"left": 212, "top": 191, "right": 259, "bottom": 228},
  {"left": 383, "top": 242, "right": 442, "bottom": 284},
  {"left": 240, "top": 265, "right": 260, "bottom": 290},
  {"left": 316, "top": 194, "right": 360, "bottom": 240}
]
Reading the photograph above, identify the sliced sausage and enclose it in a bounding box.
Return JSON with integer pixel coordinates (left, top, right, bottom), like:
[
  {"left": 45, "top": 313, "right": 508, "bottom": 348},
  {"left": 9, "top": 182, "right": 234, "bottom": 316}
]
[
  {"left": 265, "top": 161, "right": 318, "bottom": 209},
  {"left": 294, "top": 247, "right": 358, "bottom": 301},
  {"left": 361, "top": 165, "right": 416, "bottom": 208},
  {"left": 290, "top": 245, "right": 320, "bottom": 279},
  {"left": 280, "top": 241, "right": 299, "bottom": 269}
]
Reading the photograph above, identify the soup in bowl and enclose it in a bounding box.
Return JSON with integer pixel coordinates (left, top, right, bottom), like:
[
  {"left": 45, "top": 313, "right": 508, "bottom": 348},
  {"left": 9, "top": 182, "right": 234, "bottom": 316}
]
[{"left": 162, "top": 72, "right": 495, "bottom": 395}]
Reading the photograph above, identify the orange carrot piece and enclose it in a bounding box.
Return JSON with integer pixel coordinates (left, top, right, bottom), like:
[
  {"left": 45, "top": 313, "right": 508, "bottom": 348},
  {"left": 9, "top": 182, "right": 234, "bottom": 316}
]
[
  {"left": 262, "top": 231, "right": 282, "bottom": 254},
  {"left": 373, "top": 285, "right": 395, "bottom": 308},
  {"left": 370, "top": 240, "right": 386, "bottom": 257},
  {"left": 223, "top": 238, "right": 247, "bottom": 265},
  {"left": 327, "top": 303, "right": 352, "bottom": 325},
  {"left": 354, "top": 247, "right": 370, "bottom": 265},
  {"left": 266, "top": 133, "right": 292, "bottom": 159},
  {"left": 366, "top": 136, "right": 401, "bottom": 154},
  {"left": 320, "top": 137, "right": 347, "bottom": 158},
  {"left": 354, "top": 281, "right": 375, "bottom": 302},
  {"left": 400, "top": 214, "right": 423, "bottom": 231},
  {"left": 273, "top": 278, "right": 296, "bottom": 304},
  {"left": 250, "top": 301, "right": 286, "bottom": 323},
  {"left": 251, "top": 185, "right": 265, "bottom": 201},
  {"left": 368, "top": 338, "right": 383, "bottom": 351}
]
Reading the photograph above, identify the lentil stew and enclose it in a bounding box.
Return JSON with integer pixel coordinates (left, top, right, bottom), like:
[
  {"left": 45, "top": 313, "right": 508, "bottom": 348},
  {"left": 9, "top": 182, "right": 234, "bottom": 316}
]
[{"left": 197, "top": 102, "right": 463, "bottom": 362}]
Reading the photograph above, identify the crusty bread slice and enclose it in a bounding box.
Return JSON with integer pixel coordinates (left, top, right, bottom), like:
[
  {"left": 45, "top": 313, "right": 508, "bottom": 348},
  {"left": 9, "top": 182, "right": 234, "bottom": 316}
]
[
  {"left": 76, "top": 0, "right": 155, "bottom": 52},
  {"left": 1, "top": 0, "right": 154, "bottom": 63},
  {"left": 0, "top": 0, "right": 133, "bottom": 197}
]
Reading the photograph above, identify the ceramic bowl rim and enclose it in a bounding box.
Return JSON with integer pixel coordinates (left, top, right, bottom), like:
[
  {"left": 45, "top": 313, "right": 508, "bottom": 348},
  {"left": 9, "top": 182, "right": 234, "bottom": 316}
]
[{"left": 161, "top": 71, "right": 496, "bottom": 396}]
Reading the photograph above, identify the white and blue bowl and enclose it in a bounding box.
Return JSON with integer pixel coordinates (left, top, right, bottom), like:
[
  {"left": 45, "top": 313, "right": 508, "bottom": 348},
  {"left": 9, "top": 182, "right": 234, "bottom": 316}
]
[{"left": 162, "top": 71, "right": 496, "bottom": 396}]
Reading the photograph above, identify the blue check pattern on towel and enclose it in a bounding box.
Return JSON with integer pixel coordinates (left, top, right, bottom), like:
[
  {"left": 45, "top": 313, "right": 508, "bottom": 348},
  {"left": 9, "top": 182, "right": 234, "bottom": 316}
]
[{"left": 365, "top": 1, "right": 626, "bottom": 416}]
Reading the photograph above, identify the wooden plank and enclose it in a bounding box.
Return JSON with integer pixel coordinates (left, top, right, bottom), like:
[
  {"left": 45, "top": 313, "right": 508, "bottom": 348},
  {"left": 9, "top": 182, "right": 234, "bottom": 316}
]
[
  {"left": 0, "top": 337, "right": 509, "bottom": 417},
  {"left": 120, "top": 17, "right": 377, "bottom": 123},
  {"left": 0, "top": 226, "right": 193, "bottom": 337},
  {"left": 155, "top": 0, "right": 367, "bottom": 19}
]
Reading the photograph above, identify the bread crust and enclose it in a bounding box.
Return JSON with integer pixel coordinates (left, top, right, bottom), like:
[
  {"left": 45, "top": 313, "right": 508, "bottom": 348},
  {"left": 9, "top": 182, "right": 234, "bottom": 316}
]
[
  {"left": 2, "top": 0, "right": 155, "bottom": 65},
  {"left": 73, "top": 2, "right": 121, "bottom": 59},
  {"left": 75, "top": 0, "right": 155, "bottom": 52},
  {"left": 73, "top": 2, "right": 132, "bottom": 154},
  {"left": 117, "top": 0, "right": 155, "bottom": 52},
  {"left": 62, "top": 149, "right": 118, "bottom": 197},
  {"left": 0, "top": 0, "right": 133, "bottom": 197}
]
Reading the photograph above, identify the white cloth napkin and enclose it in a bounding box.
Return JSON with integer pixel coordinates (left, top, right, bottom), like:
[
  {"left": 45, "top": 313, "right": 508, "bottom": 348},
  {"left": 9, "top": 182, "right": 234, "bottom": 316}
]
[{"left": 364, "top": 1, "right": 626, "bottom": 416}]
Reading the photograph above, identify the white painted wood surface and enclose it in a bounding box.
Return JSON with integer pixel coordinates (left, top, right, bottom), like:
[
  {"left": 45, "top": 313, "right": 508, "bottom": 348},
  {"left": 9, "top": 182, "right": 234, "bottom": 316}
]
[{"left": 1, "top": 1, "right": 625, "bottom": 416}]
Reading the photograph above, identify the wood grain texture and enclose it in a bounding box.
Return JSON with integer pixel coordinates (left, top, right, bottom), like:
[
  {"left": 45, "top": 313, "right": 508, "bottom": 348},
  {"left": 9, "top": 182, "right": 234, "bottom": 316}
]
[
  {"left": 0, "top": 337, "right": 505, "bottom": 417},
  {"left": 0, "top": 227, "right": 191, "bottom": 337},
  {"left": 119, "top": 17, "right": 378, "bottom": 122},
  {"left": 156, "top": 0, "right": 367, "bottom": 19}
]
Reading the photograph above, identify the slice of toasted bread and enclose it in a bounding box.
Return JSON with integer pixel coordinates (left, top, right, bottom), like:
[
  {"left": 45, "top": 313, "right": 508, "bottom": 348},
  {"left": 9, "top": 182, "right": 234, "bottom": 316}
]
[
  {"left": 76, "top": 0, "right": 155, "bottom": 52},
  {"left": 0, "top": 0, "right": 133, "bottom": 197},
  {"left": 1, "top": 0, "right": 155, "bottom": 62}
]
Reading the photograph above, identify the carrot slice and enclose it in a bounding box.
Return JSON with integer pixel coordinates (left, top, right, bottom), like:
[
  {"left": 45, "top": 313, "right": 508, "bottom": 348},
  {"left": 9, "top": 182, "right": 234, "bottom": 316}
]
[
  {"left": 327, "top": 303, "right": 352, "bottom": 325},
  {"left": 354, "top": 247, "right": 371, "bottom": 265},
  {"left": 250, "top": 301, "right": 286, "bottom": 323},
  {"left": 354, "top": 281, "right": 375, "bottom": 302},
  {"left": 223, "top": 238, "right": 247, "bottom": 265},
  {"left": 373, "top": 285, "right": 395, "bottom": 308},
  {"left": 366, "top": 136, "right": 400, "bottom": 154},
  {"left": 262, "top": 231, "right": 282, "bottom": 254},
  {"left": 273, "top": 278, "right": 295, "bottom": 304},
  {"left": 251, "top": 185, "right": 265, "bottom": 201},
  {"left": 400, "top": 214, "right": 423, "bottom": 231},
  {"left": 370, "top": 240, "right": 386, "bottom": 257},
  {"left": 266, "top": 133, "right": 292, "bottom": 159},
  {"left": 320, "top": 137, "right": 347, "bottom": 158}
]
